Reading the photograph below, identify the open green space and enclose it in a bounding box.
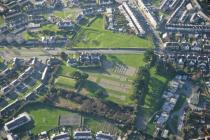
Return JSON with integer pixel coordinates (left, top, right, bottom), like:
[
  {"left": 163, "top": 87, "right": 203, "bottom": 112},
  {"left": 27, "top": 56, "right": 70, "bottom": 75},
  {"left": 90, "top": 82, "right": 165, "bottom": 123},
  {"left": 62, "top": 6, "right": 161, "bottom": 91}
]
[
  {"left": 73, "top": 16, "right": 153, "bottom": 48},
  {"left": 20, "top": 103, "right": 76, "bottom": 134},
  {"left": 106, "top": 54, "right": 145, "bottom": 68},
  {"left": 41, "top": 24, "right": 60, "bottom": 32},
  {"left": 52, "top": 8, "right": 80, "bottom": 20},
  {"left": 57, "top": 54, "right": 146, "bottom": 106},
  {"left": 139, "top": 67, "right": 172, "bottom": 132},
  {"left": 54, "top": 76, "right": 77, "bottom": 90},
  {"left": 84, "top": 117, "right": 121, "bottom": 134},
  {"left": 152, "top": 0, "right": 161, "bottom": 7},
  {"left": 0, "top": 16, "right": 4, "bottom": 26},
  {"left": 57, "top": 62, "right": 77, "bottom": 77},
  {"left": 20, "top": 103, "right": 120, "bottom": 134}
]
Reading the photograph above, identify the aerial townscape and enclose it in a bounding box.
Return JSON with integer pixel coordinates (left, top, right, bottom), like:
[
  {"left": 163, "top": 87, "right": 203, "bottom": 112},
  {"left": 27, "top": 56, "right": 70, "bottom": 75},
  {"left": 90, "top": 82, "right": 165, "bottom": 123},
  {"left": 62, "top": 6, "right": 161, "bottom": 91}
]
[{"left": 0, "top": 0, "right": 209, "bottom": 140}]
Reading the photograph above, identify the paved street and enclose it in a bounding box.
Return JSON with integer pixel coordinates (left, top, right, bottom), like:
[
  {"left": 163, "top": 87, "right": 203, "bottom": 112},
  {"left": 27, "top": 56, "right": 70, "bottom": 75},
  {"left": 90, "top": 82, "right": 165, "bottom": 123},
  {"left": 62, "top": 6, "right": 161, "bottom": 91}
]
[{"left": 0, "top": 47, "right": 146, "bottom": 61}]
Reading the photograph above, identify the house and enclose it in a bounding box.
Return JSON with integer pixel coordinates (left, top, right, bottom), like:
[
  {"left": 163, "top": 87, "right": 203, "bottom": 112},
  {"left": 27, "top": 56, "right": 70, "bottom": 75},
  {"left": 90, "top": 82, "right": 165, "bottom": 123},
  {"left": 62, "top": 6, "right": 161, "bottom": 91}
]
[
  {"left": 1, "top": 85, "right": 13, "bottom": 95},
  {"left": 41, "top": 66, "right": 49, "bottom": 82},
  {"left": 38, "top": 131, "right": 49, "bottom": 140},
  {"left": 161, "top": 129, "right": 169, "bottom": 138},
  {"left": 203, "top": 44, "right": 210, "bottom": 52},
  {"left": 73, "top": 130, "right": 92, "bottom": 140},
  {"left": 96, "top": 131, "right": 114, "bottom": 140},
  {"left": 7, "top": 133, "right": 18, "bottom": 140},
  {"left": 57, "top": 21, "right": 75, "bottom": 30},
  {"left": 4, "top": 112, "right": 32, "bottom": 132},
  {"left": 51, "top": 132, "right": 70, "bottom": 140},
  {"left": 0, "top": 99, "right": 21, "bottom": 117}
]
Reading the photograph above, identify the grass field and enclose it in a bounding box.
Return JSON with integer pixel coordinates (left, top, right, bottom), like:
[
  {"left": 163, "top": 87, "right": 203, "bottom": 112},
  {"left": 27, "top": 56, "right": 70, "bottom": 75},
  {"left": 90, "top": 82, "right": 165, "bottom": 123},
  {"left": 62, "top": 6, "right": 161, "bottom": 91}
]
[
  {"left": 106, "top": 54, "right": 145, "bottom": 68},
  {"left": 54, "top": 76, "right": 77, "bottom": 90},
  {"left": 0, "top": 16, "right": 4, "bottom": 26},
  {"left": 57, "top": 54, "right": 146, "bottom": 106},
  {"left": 152, "top": 0, "right": 161, "bottom": 6},
  {"left": 20, "top": 103, "right": 77, "bottom": 134},
  {"left": 84, "top": 117, "right": 121, "bottom": 134},
  {"left": 138, "top": 67, "right": 172, "bottom": 132},
  {"left": 20, "top": 103, "right": 121, "bottom": 134},
  {"left": 57, "top": 62, "right": 77, "bottom": 77},
  {"left": 73, "top": 16, "right": 153, "bottom": 48},
  {"left": 41, "top": 24, "right": 60, "bottom": 32},
  {"left": 52, "top": 8, "right": 80, "bottom": 20}
]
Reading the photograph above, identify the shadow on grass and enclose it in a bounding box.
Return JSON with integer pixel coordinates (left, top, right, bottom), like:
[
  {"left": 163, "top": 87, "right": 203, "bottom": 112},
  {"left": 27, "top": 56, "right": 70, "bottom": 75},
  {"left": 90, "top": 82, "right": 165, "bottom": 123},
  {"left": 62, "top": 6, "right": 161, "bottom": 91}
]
[{"left": 83, "top": 80, "right": 107, "bottom": 97}]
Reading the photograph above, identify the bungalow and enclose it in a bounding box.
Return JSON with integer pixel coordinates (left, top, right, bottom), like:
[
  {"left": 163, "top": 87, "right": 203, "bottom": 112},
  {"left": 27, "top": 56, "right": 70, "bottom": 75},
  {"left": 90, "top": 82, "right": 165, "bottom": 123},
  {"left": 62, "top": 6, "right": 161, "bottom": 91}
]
[
  {"left": 38, "top": 131, "right": 49, "bottom": 140},
  {"left": 18, "top": 67, "right": 34, "bottom": 81},
  {"left": 51, "top": 132, "right": 70, "bottom": 140},
  {"left": 0, "top": 99, "right": 21, "bottom": 117},
  {"left": 1, "top": 85, "right": 13, "bottom": 95},
  {"left": 4, "top": 112, "right": 32, "bottom": 132},
  {"left": 203, "top": 44, "right": 210, "bottom": 52},
  {"left": 76, "top": 14, "right": 84, "bottom": 24},
  {"left": 7, "top": 133, "right": 18, "bottom": 140},
  {"left": 24, "top": 91, "right": 36, "bottom": 101},
  {"left": 96, "top": 131, "right": 114, "bottom": 140},
  {"left": 41, "top": 66, "right": 49, "bottom": 82},
  {"left": 73, "top": 130, "right": 92, "bottom": 140},
  {"left": 57, "top": 21, "right": 75, "bottom": 31},
  {"left": 156, "top": 112, "right": 169, "bottom": 126}
]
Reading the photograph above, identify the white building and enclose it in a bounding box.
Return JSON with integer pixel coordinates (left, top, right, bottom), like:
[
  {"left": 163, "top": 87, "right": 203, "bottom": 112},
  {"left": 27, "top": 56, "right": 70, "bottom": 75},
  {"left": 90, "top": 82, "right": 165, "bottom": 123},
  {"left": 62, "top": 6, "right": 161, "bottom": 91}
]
[
  {"left": 136, "top": 0, "right": 158, "bottom": 29},
  {"left": 4, "top": 112, "right": 32, "bottom": 132}
]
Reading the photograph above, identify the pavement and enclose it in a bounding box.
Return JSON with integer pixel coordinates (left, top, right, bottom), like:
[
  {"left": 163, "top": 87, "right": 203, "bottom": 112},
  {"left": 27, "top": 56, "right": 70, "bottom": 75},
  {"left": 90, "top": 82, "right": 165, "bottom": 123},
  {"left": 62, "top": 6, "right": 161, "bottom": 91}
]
[{"left": 0, "top": 47, "right": 146, "bottom": 61}]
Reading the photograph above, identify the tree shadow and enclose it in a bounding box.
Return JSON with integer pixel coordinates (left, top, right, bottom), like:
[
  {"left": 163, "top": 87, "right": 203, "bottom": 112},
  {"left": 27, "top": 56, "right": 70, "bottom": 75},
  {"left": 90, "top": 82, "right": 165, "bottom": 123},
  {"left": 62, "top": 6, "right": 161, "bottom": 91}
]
[{"left": 83, "top": 80, "right": 107, "bottom": 97}]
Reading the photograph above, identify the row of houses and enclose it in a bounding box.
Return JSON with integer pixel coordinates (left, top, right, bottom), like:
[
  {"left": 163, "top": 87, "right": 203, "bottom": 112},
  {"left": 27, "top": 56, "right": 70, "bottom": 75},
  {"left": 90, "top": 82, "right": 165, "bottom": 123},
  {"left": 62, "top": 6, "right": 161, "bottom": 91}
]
[
  {"left": 136, "top": 0, "right": 158, "bottom": 29},
  {"left": 119, "top": 2, "right": 145, "bottom": 36},
  {"left": 156, "top": 75, "right": 186, "bottom": 127},
  {"left": 159, "top": 51, "right": 210, "bottom": 72},
  {"left": 0, "top": 57, "right": 58, "bottom": 118},
  {"left": 67, "top": 52, "right": 102, "bottom": 67},
  {"left": 164, "top": 41, "right": 210, "bottom": 52},
  {"left": 39, "top": 130, "right": 115, "bottom": 140},
  {"left": 24, "top": 36, "right": 68, "bottom": 47},
  {"left": 4, "top": 112, "right": 31, "bottom": 132}
]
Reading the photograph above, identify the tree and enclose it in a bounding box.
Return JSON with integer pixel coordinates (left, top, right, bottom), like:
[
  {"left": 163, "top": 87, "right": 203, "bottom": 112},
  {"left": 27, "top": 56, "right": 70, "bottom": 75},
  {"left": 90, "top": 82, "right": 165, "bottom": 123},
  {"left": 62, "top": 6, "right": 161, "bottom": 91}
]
[
  {"left": 144, "top": 48, "right": 156, "bottom": 66},
  {"left": 81, "top": 73, "right": 89, "bottom": 80},
  {"left": 71, "top": 71, "right": 82, "bottom": 80},
  {"left": 60, "top": 52, "right": 68, "bottom": 61},
  {"left": 95, "top": 89, "right": 107, "bottom": 98}
]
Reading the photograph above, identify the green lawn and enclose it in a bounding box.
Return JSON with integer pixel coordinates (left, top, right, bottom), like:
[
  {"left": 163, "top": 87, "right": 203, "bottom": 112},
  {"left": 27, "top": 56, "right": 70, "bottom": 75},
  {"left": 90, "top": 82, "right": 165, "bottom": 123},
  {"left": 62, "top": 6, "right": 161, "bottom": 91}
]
[
  {"left": 84, "top": 117, "right": 121, "bottom": 134},
  {"left": 20, "top": 103, "right": 121, "bottom": 134},
  {"left": 52, "top": 8, "right": 80, "bottom": 19},
  {"left": 57, "top": 63, "right": 77, "bottom": 76},
  {"left": 41, "top": 24, "right": 60, "bottom": 32},
  {"left": 106, "top": 54, "right": 145, "bottom": 68},
  {"left": 138, "top": 67, "right": 172, "bottom": 132},
  {"left": 152, "top": 0, "right": 161, "bottom": 7},
  {"left": 22, "top": 31, "right": 40, "bottom": 40},
  {"left": 73, "top": 16, "right": 153, "bottom": 48},
  {"left": 20, "top": 103, "right": 78, "bottom": 134},
  {"left": 0, "top": 16, "right": 4, "bottom": 26},
  {"left": 54, "top": 76, "right": 77, "bottom": 90}
]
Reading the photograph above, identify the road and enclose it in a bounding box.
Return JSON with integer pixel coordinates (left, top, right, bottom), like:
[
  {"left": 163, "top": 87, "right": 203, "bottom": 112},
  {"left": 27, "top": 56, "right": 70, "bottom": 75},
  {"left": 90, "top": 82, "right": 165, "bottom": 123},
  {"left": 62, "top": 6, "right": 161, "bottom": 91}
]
[{"left": 0, "top": 47, "right": 146, "bottom": 61}]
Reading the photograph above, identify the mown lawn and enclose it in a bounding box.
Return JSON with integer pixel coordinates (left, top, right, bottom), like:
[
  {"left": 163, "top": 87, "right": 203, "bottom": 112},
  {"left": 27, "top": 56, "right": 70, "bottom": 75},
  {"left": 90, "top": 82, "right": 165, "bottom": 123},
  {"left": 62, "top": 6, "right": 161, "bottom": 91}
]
[
  {"left": 20, "top": 103, "right": 121, "bottom": 134},
  {"left": 54, "top": 76, "right": 77, "bottom": 90},
  {"left": 106, "top": 54, "right": 145, "bottom": 68},
  {"left": 57, "top": 62, "right": 76, "bottom": 77},
  {"left": 139, "top": 67, "right": 173, "bottom": 133},
  {"left": 20, "top": 103, "right": 77, "bottom": 134},
  {"left": 52, "top": 8, "right": 80, "bottom": 19},
  {"left": 73, "top": 16, "right": 153, "bottom": 48},
  {"left": 84, "top": 117, "right": 121, "bottom": 134},
  {"left": 0, "top": 16, "right": 4, "bottom": 26},
  {"left": 41, "top": 24, "right": 60, "bottom": 32}
]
